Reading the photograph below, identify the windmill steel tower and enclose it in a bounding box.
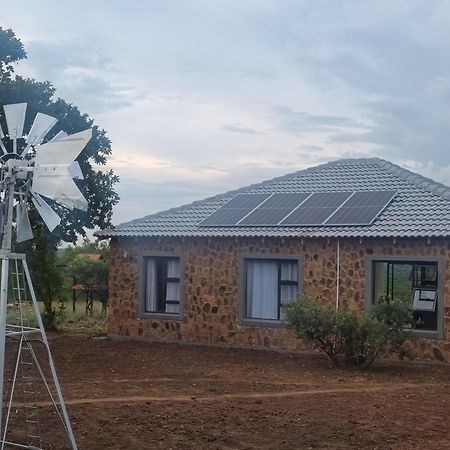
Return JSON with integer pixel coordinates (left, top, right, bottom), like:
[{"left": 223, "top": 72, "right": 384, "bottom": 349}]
[{"left": 0, "top": 103, "right": 91, "bottom": 449}]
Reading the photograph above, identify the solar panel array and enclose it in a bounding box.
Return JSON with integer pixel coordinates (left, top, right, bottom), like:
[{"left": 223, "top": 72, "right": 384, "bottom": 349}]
[{"left": 199, "top": 190, "right": 396, "bottom": 227}]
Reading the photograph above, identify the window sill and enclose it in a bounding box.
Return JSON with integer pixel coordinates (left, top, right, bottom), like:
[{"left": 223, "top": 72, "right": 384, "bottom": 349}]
[
  {"left": 408, "top": 329, "right": 443, "bottom": 340},
  {"left": 139, "top": 312, "right": 184, "bottom": 321},
  {"left": 239, "top": 318, "right": 287, "bottom": 328}
]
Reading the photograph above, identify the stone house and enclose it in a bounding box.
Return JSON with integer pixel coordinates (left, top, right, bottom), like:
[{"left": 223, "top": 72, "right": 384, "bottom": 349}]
[{"left": 96, "top": 158, "right": 450, "bottom": 361}]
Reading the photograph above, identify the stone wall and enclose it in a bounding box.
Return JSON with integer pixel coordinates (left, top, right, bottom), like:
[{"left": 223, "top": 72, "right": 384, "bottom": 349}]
[{"left": 107, "top": 236, "right": 450, "bottom": 361}]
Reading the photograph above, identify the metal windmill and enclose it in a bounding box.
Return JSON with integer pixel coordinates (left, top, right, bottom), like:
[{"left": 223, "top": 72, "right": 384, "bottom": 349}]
[{"left": 0, "top": 102, "right": 91, "bottom": 449}]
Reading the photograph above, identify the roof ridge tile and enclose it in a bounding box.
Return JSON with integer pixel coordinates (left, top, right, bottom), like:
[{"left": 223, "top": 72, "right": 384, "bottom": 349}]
[{"left": 371, "top": 159, "right": 450, "bottom": 201}]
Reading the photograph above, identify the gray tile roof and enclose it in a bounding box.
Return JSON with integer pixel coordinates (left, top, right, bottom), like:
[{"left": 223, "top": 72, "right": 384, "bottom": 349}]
[{"left": 95, "top": 158, "right": 450, "bottom": 239}]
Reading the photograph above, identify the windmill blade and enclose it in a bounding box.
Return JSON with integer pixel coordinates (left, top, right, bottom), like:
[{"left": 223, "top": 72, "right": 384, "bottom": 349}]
[
  {"left": 22, "top": 112, "right": 58, "bottom": 157},
  {"left": 16, "top": 202, "right": 33, "bottom": 242},
  {"left": 69, "top": 161, "right": 83, "bottom": 180},
  {"left": 32, "top": 128, "right": 91, "bottom": 211},
  {"left": 49, "top": 130, "right": 68, "bottom": 142},
  {"left": 34, "top": 129, "right": 92, "bottom": 164},
  {"left": 0, "top": 125, "right": 6, "bottom": 155},
  {"left": 31, "top": 194, "right": 61, "bottom": 232},
  {"left": 32, "top": 172, "right": 88, "bottom": 211},
  {"left": 4, "top": 103, "right": 27, "bottom": 140}
]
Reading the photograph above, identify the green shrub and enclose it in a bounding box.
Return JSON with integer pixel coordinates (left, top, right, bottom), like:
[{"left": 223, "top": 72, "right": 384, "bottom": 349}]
[
  {"left": 284, "top": 297, "right": 415, "bottom": 368},
  {"left": 340, "top": 312, "right": 388, "bottom": 368},
  {"left": 284, "top": 299, "right": 343, "bottom": 366},
  {"left": 368, "top": 296, "right": 415, "bottom": 359}
]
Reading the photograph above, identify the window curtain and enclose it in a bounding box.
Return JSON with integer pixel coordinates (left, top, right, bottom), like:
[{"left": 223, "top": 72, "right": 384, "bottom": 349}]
[
  {"left": 166, "top": 259, "right": 180, "bottom": 313},
  {"left": 280, "top": 262, "right": 297, "bottom": 282},
  {"left": 145, "top": 258, "right": 157, "bottom": 312},
  {"left": 280, "top": 261, "right": 298, "bottom": 305},
  {"left": 280, "top": 285, "right": 298, "bottom": 304},
  {"left": 246, "top": 260, "right": 278, "bottom": 320}
]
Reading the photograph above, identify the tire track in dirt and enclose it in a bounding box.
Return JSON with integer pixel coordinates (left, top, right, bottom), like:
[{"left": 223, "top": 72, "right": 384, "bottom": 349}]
[{"left": 30, "top": 382, "right": 437, "bottom": 407}]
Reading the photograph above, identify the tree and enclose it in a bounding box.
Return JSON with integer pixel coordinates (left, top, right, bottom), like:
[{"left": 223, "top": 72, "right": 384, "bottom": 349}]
[
  {"left": 0, "top": 27, "right": 25, "bottom": 78},
  {"left": 59, "top": 240, "right": 109, "bottom": 317},
  {"left": 0, "top": 28, "right": 119, "bottom": 327}
]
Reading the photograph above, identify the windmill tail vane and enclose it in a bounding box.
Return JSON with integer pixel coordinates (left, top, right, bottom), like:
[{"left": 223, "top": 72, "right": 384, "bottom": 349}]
[{"left": 0, "top": 103, "right": 92, "bottom": 450}]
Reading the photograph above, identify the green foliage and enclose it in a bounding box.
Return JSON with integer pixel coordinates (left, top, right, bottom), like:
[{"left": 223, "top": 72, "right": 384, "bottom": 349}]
[
  {"left": 0, "top": 27, "right": 26, "bottom": 77},
  {"left": 284, "top": 297, "right": 415, "bottom": 368},
  {"left": 58, "top": 300, "right": 107, "bottom": 335},
  {"left": 65, "top": 246, "right": 108, "bottom": 290},
  {"left": 339, "top": 311, "right": 388, "bottom": 368},
  {"left": 0, "top": 28, "right": 119, "bottom": 328},
  {"left": 23, "top": 220, "right": 63, "bottom": 330},
  {"left": 285, "top": 299, "right": 343, "bottom": 366},
  {"left": 58, "top": 239, "right": 109, "bottom": 305},
  {"left": 369, "top": 296, "right": 415, "bottom": 359}
]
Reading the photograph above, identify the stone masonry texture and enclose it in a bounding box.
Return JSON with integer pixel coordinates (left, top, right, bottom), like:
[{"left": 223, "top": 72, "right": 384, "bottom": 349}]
[{"left": 107, "top": 236, "right": 450, "bottom": 362}]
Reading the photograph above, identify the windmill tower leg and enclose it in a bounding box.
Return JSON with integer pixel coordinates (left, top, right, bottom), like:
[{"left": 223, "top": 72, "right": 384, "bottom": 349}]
[
  {"left": 0, "top": 257, "right": 10, "bottom": 438},
  {"left": 22, "top": 259, "right": 78, "bottom": 450},
  {"left": 0, "top": 173, "right": 15, "bottom": 440},
  {"left": 0, "top": 255, "right": 78, "bottom": 449}
]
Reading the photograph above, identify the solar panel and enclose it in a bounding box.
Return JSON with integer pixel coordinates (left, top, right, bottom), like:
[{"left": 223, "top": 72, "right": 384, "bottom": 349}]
[
  {"left": 199, "top": 193, "right": 270, "bottom": 226},
  {"left": 199, "top": 190, "right": 396, "bottom": 227},
  {"left": 280, "top": 192, "right": 352, "bottom": 225},
  {"left": 301, "top": 192, "right": 352, "bottom": 208},
  {"left": 220, "top": 193, "right": 270, "bottom": 208},
  {"left": 340, "top": 190, "right": 396, "bottom": 208},
  {"left": 239, "top": 193, "right": 310, "bottom": 225},
  {"left": 239, "top": 207, "right": 294, "bottom": 225},
  {"left": 261, "top": 193, "right": 310, "bottom": 209},
  {"left": 325, "top": 190, "right": 396, "bottom": 225}
]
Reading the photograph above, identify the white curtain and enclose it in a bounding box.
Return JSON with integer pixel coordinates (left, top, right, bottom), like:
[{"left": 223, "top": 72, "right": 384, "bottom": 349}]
[
  {"left": 280, "top": 261, "right": 298, "bottom": 304},
  {"left": 145, "top": 258, "right": 157, "bottom": 312},
  {"left": 167, "top": 259, "right": 180, "bottom": 278},
  {"left": 165, "top": 259, "right": 180, "bottom": 313},
  {"left": 280, "top": 285, "right": 298, "bottom": 303},
  {"left": 246, "top": 260, "right": 278, "bottom": 320},
  {"left": 281, "top": 262, "right": 297, "bottom": 282},
  {"left": 165, "top": 282, "right": 180, "bottom": 313},
  {"left": 280, "top": 261, "right": 298, "bottom": 319}
]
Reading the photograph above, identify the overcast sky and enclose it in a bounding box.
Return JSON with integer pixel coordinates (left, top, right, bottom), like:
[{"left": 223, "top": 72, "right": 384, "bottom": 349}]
[{"left": 4, "top": 1, "right": 450, "bottom": 225}]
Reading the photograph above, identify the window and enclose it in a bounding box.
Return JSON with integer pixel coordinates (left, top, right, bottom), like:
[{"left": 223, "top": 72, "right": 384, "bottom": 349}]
[
  {"left": 143, "top": 256, "right": 181, "bottom": 315},
  {"left": 370, "top": 258, "right": 442, "bottom": 334},
  {"left": 244, "top": 258, "right": 299, "bottom": 321}
]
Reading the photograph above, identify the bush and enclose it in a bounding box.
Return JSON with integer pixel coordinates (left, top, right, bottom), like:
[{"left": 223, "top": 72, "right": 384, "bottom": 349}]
[
  {"left": 340, "top": 312, "right": 388, "bottom": 368},
  {"left": 369, "top": 296, "right": 415, "bottom": 359},
  {"left": 284, "top": 297, "right": 415, "bottom": 368},
  {"left": 285, "top": 299, "right": 343, "bottom": 367}
]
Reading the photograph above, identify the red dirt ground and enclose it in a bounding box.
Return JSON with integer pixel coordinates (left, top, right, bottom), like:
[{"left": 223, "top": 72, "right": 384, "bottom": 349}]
[{"left": 5, "top": 334, "right": 450, "bottom": 449}]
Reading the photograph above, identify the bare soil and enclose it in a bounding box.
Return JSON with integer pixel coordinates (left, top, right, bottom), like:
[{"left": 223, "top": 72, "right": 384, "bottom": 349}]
[{"left": 6, "top": 334, "right": 450, "bottom": 449}]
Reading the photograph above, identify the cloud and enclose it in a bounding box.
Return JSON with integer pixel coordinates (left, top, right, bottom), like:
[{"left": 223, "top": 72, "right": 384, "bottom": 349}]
[
  {"left": 23, "top": 38, "right": 145, "bottom": 114},
  {"left": 55, "top": 69, "right": 145, "bottom": 114},
  {"left": 329, "top": 91, "right": 450, "bottom": 164},
  {"left": 222, "top": 124, "right": 261, "bottom": 134},
  {"left": 270, "top": 104, "right": 369, "bottom": 134},
  {"left": 108, "top": 151, "right": 230, "bottom": 183},
  {"left": 26, "top": 39, "right": 114, "bottom": 73}
]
